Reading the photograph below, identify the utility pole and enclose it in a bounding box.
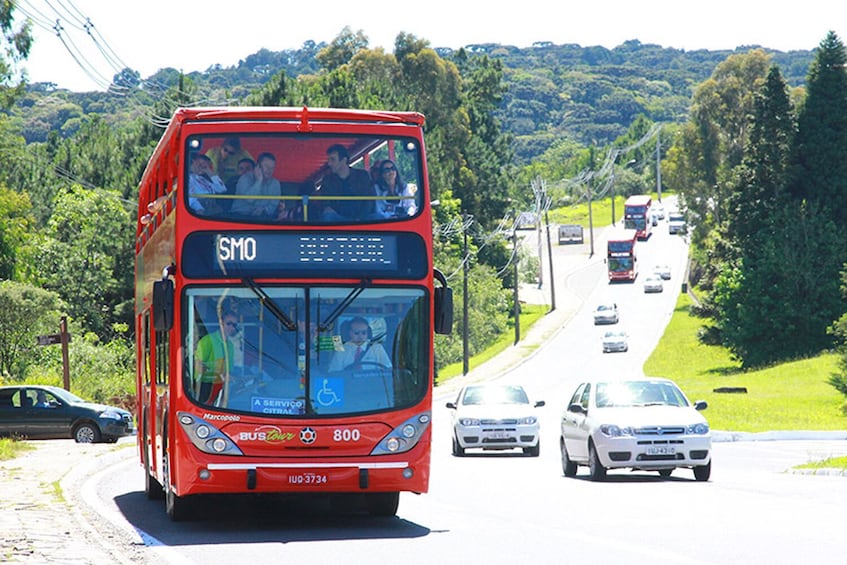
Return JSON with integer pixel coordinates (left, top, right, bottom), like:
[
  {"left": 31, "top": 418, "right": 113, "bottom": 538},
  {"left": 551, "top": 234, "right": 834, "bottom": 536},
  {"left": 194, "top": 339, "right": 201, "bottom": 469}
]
[
  {"left": 656, "top": 135, "right": 662, "bottom": 202},
  {"left": 587, "top": 176, "right": 595, "bottom": 257},
  {"left": 60, "top": 316, "right": 70, "bottom": 391},
  {"left": 512, "top": 227, "right": 520, "bottom": 345},
  {"left": 544, "top": 204, "right": 556, "bottom": 311},
  {"left": 462, "top": 220, "right": 469, "bottom": 375}
]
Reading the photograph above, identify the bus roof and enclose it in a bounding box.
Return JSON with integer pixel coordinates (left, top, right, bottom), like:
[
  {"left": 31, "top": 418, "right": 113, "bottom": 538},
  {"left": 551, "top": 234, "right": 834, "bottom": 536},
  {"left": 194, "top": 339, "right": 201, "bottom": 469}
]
[
  {"left": 172, "top": 106, "right": 426, "bottom": 127},
  {"left": 607, "top": 227, "right": 638, "bottom": 242},
  {"left": 624, "top": 194, "right": 652, "bottom": 207}
]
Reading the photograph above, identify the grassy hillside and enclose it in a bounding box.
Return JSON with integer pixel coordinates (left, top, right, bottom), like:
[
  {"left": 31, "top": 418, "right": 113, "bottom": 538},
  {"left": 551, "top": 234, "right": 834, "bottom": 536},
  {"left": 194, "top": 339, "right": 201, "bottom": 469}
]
[{"left": 644, "top": 293, "right": 847, "bottom": 432}]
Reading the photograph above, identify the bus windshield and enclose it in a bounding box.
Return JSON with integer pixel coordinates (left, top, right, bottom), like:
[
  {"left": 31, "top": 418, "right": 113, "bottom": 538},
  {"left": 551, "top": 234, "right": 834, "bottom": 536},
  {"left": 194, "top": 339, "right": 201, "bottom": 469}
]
[
  {"left": 184, "top": 285, "right": 428, "bottom": 416},
  {"left": 186, "top": 132, "right": 422, "bottom": 225}
]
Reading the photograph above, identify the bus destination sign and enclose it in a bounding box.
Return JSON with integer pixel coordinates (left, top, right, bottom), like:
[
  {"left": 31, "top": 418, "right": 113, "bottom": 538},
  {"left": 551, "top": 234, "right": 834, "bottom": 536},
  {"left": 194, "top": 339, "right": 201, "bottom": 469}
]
[{"left": 182, "top": 231, "right": 427, "bottom": 279}]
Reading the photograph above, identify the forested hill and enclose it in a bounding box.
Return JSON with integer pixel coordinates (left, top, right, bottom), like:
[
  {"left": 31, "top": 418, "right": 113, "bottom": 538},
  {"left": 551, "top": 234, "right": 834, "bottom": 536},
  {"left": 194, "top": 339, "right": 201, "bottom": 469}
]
[{"left": 14, "top": 39, "right": 814, "bottom": 163}]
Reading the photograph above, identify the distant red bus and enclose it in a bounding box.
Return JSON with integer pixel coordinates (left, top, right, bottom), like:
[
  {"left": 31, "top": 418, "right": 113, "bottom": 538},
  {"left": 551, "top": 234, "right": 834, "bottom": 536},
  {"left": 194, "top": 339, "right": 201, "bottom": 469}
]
[
  {"left": 606, "top": 228, "right": 639, "bottom": 281},
  {"left": 623, "top": 194, "right": 653, "bottom": 240},
  {"left": 135, "top": 107, "right": 453, "bottom": 520}
]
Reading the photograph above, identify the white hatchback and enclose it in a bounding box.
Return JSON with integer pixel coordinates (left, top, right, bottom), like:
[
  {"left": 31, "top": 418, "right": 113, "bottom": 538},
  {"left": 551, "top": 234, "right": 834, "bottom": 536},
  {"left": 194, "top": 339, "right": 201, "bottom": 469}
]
[
  {"left": 447, "top": 383, "right": 545, "bottom": 457},
  {"left": 559, "top": 377, "right": 712, "bottom": 481},
  {"left": 643, "top": 274, "right": 664, "bottom": 293}
]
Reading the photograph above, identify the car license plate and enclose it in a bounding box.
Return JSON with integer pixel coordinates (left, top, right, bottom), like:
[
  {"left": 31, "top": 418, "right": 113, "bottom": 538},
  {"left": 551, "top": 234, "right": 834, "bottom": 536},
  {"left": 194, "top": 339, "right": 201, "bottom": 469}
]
[
  {"left": 488, "top": 432, "right": 510, "bottom": 440},
  {"left": 646, "top": 446, "right": 675, "bottom": 455}
]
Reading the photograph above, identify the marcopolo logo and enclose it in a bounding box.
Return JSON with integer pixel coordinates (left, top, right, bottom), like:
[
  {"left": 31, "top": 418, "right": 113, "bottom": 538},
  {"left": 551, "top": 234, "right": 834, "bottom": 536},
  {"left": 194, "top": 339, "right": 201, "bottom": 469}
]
[{"left": 238, "top": 425, "right": 296, "bottom": 444}]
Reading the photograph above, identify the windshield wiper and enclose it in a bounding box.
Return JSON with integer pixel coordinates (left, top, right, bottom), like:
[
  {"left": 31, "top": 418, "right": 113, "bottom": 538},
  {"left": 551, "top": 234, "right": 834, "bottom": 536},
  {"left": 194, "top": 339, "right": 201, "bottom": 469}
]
[
  {"left": 317, "top": 279, "right": 370, "bottom": 332},
  {"left": 243, "top": 277, "right": 297, "bottom": 331}
]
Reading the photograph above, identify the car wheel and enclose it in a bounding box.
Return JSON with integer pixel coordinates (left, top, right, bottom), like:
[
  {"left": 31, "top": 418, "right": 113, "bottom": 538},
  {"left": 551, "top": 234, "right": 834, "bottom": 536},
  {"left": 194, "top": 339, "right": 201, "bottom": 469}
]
[
  {"left": 523, "top": 443, "right": 540, "bottom": 457},
  {"left": 658, "top": 469, "right": 673, "bottom": 478},
  {"left": 74, "top": 422, "right": 101, "bottom": 443},
  {"left": 451, "top": 433, "right": 465, "bottom": 457},
  {"left": 588, "top": 443, "right": 606, "bottom": 481},
  {"left": 560, "top": 438, "right": 577, "bottom": 477},
  {"left": 366, "top": 492, "right": 399, "bottom": 517},
  {"left": 693, "top": 461, "right": 712, "bottom": 482}
]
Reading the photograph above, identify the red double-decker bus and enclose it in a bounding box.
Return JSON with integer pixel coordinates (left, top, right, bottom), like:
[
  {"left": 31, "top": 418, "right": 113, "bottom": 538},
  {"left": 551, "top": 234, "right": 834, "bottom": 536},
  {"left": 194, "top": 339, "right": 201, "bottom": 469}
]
[
  {"left": 623, "top": 194, "right": 653, "bottom": 240},
  {"left": 606, "top": 228, "right": 639, "bottom": 281},
  {"left": 135, "top": 107, "right": 453, "bottom": 520}
]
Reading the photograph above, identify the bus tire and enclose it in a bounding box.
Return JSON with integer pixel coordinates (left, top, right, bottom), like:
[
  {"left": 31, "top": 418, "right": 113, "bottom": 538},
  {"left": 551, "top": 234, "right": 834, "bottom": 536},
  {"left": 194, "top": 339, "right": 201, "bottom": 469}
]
[
  {"left": 165, "top": 486, "right": 193, "bottom": 521},
  {"left": 366, "top": 492, "right": 399, "bottom": 517}
]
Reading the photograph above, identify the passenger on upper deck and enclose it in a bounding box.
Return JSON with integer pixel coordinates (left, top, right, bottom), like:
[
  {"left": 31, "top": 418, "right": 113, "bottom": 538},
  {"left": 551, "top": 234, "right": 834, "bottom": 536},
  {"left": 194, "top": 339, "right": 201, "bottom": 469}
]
[
  {"left": 231, "top": 151, "right": 282, "bottom": 218},
  {"left": 188, "top": 153, "right": 227, "bottom": 214},
  {"left": 206, "top": 137, "right": 254, "bottom": 188},
  {"left": 319, "top": 144, "right": 376, "bottom": 221},
  {"left": 374, "top": 159, "right": 417, "bottom": 218}
]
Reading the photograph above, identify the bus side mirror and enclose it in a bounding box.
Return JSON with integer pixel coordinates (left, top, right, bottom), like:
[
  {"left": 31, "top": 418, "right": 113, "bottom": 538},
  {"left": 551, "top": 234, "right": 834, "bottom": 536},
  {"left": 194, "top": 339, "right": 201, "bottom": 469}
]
[
  {"left": 433, "top": 268, "right": 453, "bottom": 335},
  {"left": 152, "top": 279, "right": 174, "bottom": 331}
]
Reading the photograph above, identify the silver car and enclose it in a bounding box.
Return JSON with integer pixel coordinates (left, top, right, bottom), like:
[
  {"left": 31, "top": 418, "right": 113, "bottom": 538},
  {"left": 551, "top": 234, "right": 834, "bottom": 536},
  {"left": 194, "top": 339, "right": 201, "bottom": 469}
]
[
  {"left": 602, "top": 329, "right": 629, "bottom": 353},
  {"left": 593, "top": 302, "right": 619, "bottom": 325},
  {"left": 447, "top": 383, "right": 545, "bottom": 457},
  {"left": 643, "top": 274, "right": 664, "bottom": 293},
  {"left": 559, "top": 377, "right": 711, "bottom": 481}
]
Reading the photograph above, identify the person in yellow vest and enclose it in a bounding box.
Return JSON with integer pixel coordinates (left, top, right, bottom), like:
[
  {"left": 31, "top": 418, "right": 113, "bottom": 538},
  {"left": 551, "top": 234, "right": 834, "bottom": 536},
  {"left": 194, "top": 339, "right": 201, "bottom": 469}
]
[
  {"left": 206, "top": 137, "right": 253, "bottom": 189},
  {"left": 194, "top": 310, "right": 239, "bottom": 404}
]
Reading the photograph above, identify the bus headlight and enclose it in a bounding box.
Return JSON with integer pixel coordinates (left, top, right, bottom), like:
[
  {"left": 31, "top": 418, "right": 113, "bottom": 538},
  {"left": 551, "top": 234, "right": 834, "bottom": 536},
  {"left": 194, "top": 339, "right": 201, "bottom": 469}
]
[
  {"left": 371, "top": 411, "right": 431, "bottom": 455},
  {"left": 176, "top": 411, "right": 243, "bottom": 456}
]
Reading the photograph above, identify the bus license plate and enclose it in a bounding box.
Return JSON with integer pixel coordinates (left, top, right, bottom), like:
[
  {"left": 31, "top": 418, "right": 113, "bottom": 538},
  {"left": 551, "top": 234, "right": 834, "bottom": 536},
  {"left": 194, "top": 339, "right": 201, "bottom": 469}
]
[
  {"left": 646, "top": 446, "right": 675, "bottom": 455},
  {"left": 288, "top": 472, "right": 328, "bottom": 485}
]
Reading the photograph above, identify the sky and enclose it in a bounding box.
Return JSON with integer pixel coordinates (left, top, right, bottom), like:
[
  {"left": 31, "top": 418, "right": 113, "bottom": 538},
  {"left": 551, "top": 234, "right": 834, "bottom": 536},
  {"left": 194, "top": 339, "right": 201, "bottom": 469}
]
[{"left": 14, "top": 0, "right": 847, "bottom": 92}]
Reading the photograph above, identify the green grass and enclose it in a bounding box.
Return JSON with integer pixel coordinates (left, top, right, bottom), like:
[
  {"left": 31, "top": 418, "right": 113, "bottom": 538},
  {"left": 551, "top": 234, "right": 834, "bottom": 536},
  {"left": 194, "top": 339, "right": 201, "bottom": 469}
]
[
  {"left": 644, "top": 293, "right": 847, "bottom": 432},
  {"left": 438, "top": 303, "right": 547, "bottom": 380},
  {"left": 0, "top": 438, "right": 34, "bottom": 460},
  {"left": 796, "top": 456, "right": 847, "bottom": 470}
]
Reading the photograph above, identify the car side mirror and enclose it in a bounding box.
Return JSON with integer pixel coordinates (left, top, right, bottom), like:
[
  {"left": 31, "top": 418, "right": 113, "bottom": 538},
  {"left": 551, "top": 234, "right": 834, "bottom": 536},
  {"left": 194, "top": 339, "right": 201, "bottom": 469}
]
[
  {"left": 445, "top": 402, "right": 457, "bottom": 410},
  {"left": 535, "top": 400, "right": 546, "bottom": 408},
  {"left": 694, "top": 400, "right": 708, "bottom": 411},
  {"left": 568, "top": 403, "right": 586, "bottom": 414}
]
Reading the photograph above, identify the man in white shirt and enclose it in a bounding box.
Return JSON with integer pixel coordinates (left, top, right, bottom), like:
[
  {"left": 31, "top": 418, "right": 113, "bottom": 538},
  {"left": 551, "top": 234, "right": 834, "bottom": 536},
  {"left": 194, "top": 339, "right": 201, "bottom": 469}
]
[
  {"left": 329, "top": 316, "right": 391, "bottom": 371},
  {"left": 188, "top": 154, "right": 227, "bottom": 214}
]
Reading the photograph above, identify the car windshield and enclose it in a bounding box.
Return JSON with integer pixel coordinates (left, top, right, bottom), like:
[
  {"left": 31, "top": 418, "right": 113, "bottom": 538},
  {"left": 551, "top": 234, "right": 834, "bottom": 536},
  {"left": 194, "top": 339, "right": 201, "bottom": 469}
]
[
  {"left": 461, "top": 385, "right": 529, "bottom": 406},
  {"left": 595, "top": 381, "right": 687, "bottom": 408}
]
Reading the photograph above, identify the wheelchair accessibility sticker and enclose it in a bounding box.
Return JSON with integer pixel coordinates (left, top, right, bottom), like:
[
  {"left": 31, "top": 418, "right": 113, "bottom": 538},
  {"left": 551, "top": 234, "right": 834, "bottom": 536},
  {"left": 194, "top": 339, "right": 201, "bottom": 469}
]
[{"left": 315, "top": 378, "right": 344, "bottom": 407}]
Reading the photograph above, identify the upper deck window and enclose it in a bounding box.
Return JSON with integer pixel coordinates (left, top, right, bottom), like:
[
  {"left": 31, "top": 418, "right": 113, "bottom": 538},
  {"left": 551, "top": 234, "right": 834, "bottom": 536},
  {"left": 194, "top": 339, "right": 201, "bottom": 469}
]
[{"left": 185, "top": 133, "right": 423, "bottom": 225}]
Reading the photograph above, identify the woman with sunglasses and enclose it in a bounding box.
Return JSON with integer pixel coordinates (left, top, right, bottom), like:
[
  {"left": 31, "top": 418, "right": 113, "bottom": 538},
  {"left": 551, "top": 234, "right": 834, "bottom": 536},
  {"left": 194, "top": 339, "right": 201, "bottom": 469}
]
[{"left": 374, "top": 159, "right": 417, "bottom": 218}]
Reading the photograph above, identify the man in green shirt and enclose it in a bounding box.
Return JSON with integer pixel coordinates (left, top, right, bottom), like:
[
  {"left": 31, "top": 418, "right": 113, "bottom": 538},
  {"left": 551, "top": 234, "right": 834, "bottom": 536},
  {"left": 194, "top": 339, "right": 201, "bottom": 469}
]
[{"left": 194, "top": 311, "right": 239, "bottom": 404}]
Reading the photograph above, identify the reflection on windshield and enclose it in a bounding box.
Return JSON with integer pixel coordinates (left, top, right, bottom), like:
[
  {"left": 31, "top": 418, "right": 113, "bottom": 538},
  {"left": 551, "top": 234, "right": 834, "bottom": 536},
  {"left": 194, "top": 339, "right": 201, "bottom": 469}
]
[
  {"left": 595, "top": 381, "right": 687, "bottom": 408},
  {"left": 184, "top": 286, "right": 428, "bottom": 416}
]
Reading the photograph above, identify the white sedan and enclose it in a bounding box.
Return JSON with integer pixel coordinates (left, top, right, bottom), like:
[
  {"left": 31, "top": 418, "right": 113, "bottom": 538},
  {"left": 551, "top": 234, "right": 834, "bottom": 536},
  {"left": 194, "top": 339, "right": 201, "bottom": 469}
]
[
  {"left": 593, "top": 302, "right": 619, "bottom": 325},
  {"left": 559, "top": 376, "right": 712, "bottom": 481},
  {"left": 653, "top": 264, "right": 672, "bottom": 280},
  {"left": 446, "top": 383, "right": 545, "bottom": 457},
  {"left": 601, "top": 330, "right": 628, "bottom": 353},
  {"left": 643, "top": 274, "right": 664, "bottom": 293}
]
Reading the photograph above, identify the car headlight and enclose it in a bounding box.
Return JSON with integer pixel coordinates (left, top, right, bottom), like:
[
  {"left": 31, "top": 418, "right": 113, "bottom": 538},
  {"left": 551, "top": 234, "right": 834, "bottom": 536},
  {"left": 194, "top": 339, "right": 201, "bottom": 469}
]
[
  {"left": 599, "top": 424, "right": 634, "bottom": 437},
  {"left": 687, "top": 423, "right": 710, "bottom": 435},
  {"left": 99, "top": 409, "right": 123, "bottom": 420},
  {"left": 459, "top": 418, "right": 480, "bottom": 426},
  {"left": 518, "top": 416, "right": 537, "bottom": 425}
]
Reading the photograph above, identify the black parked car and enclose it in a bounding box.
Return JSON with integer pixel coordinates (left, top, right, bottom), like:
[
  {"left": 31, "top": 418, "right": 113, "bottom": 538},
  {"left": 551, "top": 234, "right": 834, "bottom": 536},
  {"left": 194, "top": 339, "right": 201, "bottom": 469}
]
[{"left": 0, "top": 385, "right": 134, "bottom": 443}]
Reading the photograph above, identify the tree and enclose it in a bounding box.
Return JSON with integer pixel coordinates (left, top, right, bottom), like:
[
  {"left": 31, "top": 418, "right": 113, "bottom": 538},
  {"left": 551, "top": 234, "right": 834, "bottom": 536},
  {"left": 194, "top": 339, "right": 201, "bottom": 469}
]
[
  {"left": 0, "top": 1, "right": 33, "bottom": 108},
  {"left": 789, "top": 32, "right": 847, "bottom": 226},
  {"left": 33, "top": 186, "right": 132, "bottom": 341},
  {"left": 0, "top": 185, "right": 35, "bottom": 280},
  {"left": 0, "top": 280, "right": 62, "bottom": 379}
]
